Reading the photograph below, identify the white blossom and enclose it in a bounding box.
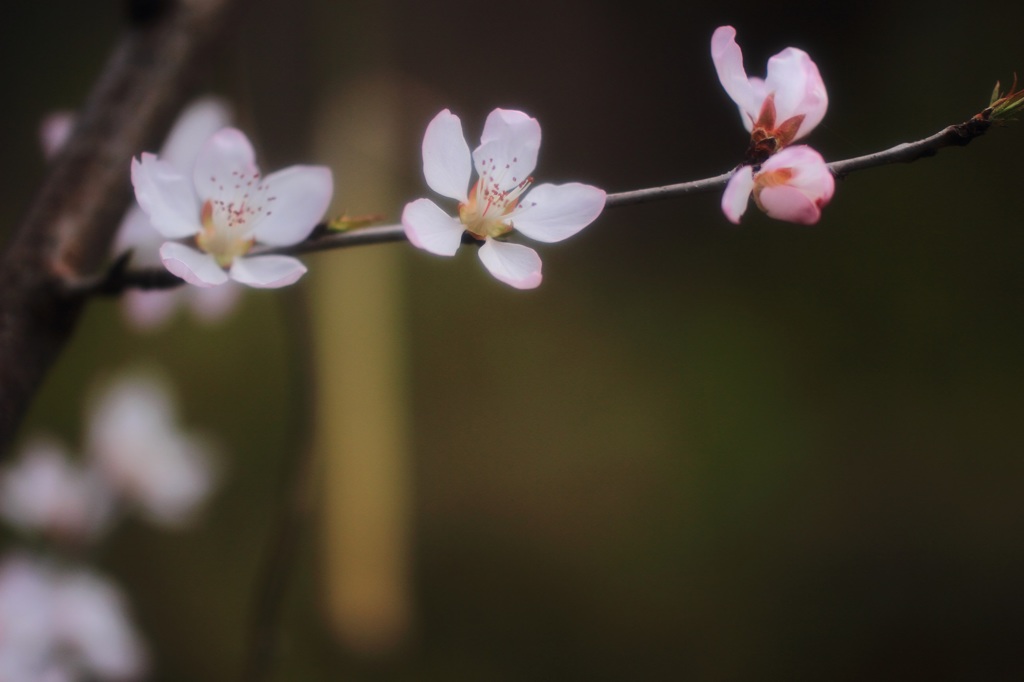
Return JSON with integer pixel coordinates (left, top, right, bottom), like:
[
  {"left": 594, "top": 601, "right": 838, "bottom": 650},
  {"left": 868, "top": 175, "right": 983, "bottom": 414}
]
[
  {"left": 131, "top": 127, "right": 333, "bottom": 288},
  {"left": 402, "top": 108, "right": 605, "bottom": 289}
]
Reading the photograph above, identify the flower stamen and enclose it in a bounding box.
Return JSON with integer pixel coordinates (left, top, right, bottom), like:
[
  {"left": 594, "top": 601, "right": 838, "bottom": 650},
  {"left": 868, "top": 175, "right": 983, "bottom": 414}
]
[{"left": 459, "top": 172, "right": 534, "bottom": 239}]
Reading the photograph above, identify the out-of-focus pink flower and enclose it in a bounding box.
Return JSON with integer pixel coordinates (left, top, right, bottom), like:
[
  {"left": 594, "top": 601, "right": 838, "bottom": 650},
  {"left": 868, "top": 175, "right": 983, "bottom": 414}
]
[
  {"left": 402, "top": 108, "right": 606, "bottom": 289},
  {"left": 0, "top": 555, "right": 146, "bottom": 682},
  {"left": 0, "top": 554, "right": 57, "bottom": 681},
  {"left": 118, "top": 282, "right": 244, "bottom": 332},
  {"left": 131, "top": 126, "right": 333, "bottom": 288},
  {"left": 39, "top": 111, "right": 75, "bottom": 161},
  {"left": 711, "top": 25, "right": 827, "bottom": 152},
  {"left": 722, "top": 145, "right": 835, "bottom": 225},
  {"left": 51, "top": 570, "right": 147, "bottom": 681},
  {"left": 86, "top": 372, "right": 217, "bottom": 527},
  {"left": 0, "top": 439, "right": 113, "bottom": 545}
]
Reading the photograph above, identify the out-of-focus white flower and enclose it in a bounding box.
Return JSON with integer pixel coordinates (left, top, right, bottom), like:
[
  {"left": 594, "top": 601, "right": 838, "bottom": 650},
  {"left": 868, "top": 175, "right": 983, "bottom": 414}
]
[
  {"left": 86, "top": 372, "right": 217, "bottom": 527},
  {"left": 0, "top": 554, "right": 57, "bottom": 681},
  {"left": 51, "top": 570, "right": 147, "bottom": 681},
  {"left": 0, "top": 555, "right": 146, "bottom": 682},
  {"left": 131, "top": 126, "right": 333, "bottom": 288},
  {"left": 402, "top": 108, "right": 606, "bottom": 289},
  {"left": 0, "top": 439, "right": 113, "bottom": 544}
]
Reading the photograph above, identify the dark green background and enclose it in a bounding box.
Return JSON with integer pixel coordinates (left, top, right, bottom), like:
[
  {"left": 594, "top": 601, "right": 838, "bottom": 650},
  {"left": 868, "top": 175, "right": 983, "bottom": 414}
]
[{"left": 2, "top": 0, "right": 1023, "bottom": 679}]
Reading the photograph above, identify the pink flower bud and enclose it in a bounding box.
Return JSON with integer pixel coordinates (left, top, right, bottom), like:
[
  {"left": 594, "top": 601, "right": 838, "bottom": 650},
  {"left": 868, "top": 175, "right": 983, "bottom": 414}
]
[
  {"left": 722, "top": 146, "right": 835, "bottom": 225},
  {"left": 712, "top": 26, "right": 827, "bottom": 155}
]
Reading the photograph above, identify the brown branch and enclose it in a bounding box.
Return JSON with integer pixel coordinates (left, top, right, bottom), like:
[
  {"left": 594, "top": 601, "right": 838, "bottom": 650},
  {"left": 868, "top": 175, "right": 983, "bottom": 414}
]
[
  {"left": 0, "top": 0, "right": 247, "bottom": 457},
  {"left": 828, "top": 118, "right": 991, "bottom": 176}
]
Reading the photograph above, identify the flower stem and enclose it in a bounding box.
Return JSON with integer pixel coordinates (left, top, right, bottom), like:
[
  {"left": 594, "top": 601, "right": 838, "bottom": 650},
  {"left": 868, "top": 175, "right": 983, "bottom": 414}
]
[{"left": 240, "top": 286, "right": 320, "bottom": 682}]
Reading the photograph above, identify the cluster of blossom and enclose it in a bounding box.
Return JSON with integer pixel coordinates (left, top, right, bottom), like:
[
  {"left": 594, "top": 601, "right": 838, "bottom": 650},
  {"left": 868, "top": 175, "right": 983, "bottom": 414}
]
[
  {"left": 120, "top": 27, "right": 834, "bottom": 294},
  {"left": 712, "top": 26, "right": 834, "bottom": 224},
  {"left": 0, "top": 372, "right": 218, "bottom": 681},
  {"left": 0, "top": 555, "right": 144, "bottom": 682},
  {"left": 7, "top": 23, "right": 835, "bottom": 680},
  {"left": 42, "top": 101, "right": 246, "bottom": 332}
]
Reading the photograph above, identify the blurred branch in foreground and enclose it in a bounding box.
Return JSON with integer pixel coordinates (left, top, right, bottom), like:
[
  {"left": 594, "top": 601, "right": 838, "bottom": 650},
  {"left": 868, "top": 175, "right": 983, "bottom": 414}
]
[{"left": 0, "top": 0, "right": 247, "bottom": 457}]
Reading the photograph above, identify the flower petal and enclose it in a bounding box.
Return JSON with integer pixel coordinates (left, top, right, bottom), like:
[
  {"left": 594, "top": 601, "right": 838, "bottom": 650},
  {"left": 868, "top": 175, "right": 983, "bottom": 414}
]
[
  {"left": 122, "top": 290, "right": 182, "bottom": 331},
  {"left": 472, "top": 109, "right": 541, "bottom": 192},
  {"left": 763, "top": 145, "right": 835, "bottom": 202},
  {"left": 229, "top": 255, "right": 307, "bottom": 288},
  {"left": 758, "top": 184, "right": 823, "bottom": 224},
  {"left": 0, "top": 554, "right": 58, "bottom": 641},
  {"left": 401, "top": 197, "right": 465, "bottom": 256},
  {"left": 159, "top": 242, "right": 228, "bottom": 287},
  {"left": 192, "top": 128, "right": 260, "bottom": 203},
  {"left": 40, "top": 110, "right": 75, "bottom": 160},
  {"left": 87, "top": 373, "right": 216, "bottom": 527},
  {"left": 711, "top": 26, "right": 760, "bottom": 128},
  {"left": 721, "top": 167, "right": 755, "bottom": 224},
  {"left": 188, "top": 283, "right": 243, "bottom": 323},
  {"left": 511, "top": 182, "right": 606, "bottom": 243},
  {"left": 250, "top": 165, "right": 333, "bottom": 246},
  {"left": 131, "top": 154, "right": 201, "bottom": 239},
  {"left": 479, "top": 108, "right": 538, "bottom": 146},
  {"left": 477, "top": 239, "right": 543, "bottom": 289},
  {"left": 160, "top": 98, "right": 232, "bottom": 172},
  {"left": 53, "top": 570, "right": 147, "bottom": 680},
  {"left": 422, "top": 109, "right": 471, "bottom": 202},
  {"left": 0, "top": 439, "right": 113, "bottom": 542},
  {"left": 764, "top": 47, "right": 828, "bottom": 139},
  {"left": 115, "top": 205, "right": 163, "bottom": 267}
]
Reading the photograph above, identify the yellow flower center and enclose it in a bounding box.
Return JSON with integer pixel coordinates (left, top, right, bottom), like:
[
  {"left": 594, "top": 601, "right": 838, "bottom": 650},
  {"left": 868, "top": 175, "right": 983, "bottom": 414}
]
[
  {"left": 194, "top": 168, "right": 275, "bottom": 267},
  {"left": 196, "top": 200, "right": 255, "bottom": 267},
  {"left": 457, "top": 157, "right": 533, "bottom": 240}
]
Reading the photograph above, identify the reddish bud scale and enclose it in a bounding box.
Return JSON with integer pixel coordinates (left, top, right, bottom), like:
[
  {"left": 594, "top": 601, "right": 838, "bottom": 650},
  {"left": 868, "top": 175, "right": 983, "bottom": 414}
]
[{"left": 745, "top": 94, "right": 807, "bottom": 164}]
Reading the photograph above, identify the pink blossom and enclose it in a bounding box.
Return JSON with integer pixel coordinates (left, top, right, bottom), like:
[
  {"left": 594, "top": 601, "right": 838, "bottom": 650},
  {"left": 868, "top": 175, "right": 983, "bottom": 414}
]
[
  {"left": 0, "top": 439, "right": 113, "bottom": 545},
  {"left": 711, "top": 26, "right": 827, "bottom": 152},
  {"left": 86, "top": 372, "right": 218, "bottom": 527},
  {"left": 51, "top": 569, "right": 147, "bottom": 681},
  {"left": 0, "top": 555, "right": 146, "bottom": 682},
  {"left": 39, "top": 111, "right": 75, "bottom": 161},
  {"left": 131, "top": 127, "right": 333, "bottom": 288},
  {"left": 119, "top": 281, "right": 243, "bottom": 332},
  {"left": 402, "top": 108, "right": 606, "bottom": 289},
  {"left": 0, "top": 554, "right": 57, "bottom": 681},
  {"left": 722, "top": 145, "right": 835, "bottom": 225}
]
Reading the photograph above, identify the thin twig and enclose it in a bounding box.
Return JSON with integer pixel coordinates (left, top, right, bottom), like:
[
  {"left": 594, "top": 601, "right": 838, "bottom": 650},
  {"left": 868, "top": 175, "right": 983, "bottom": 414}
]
[
  {"left": 828, "top": 118, "right": 990, "bottom": 176},
  {"left": 603, "top": 170, "right": 735, "bottom": 207}
]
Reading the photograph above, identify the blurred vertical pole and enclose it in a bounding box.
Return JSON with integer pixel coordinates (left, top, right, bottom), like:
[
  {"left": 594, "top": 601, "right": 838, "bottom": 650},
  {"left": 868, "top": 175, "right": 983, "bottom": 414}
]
[
  {"left": 309, "top": 76, "right": 413, "bottom": 653},
  {"left": 306, "top": 0, "right": 412, "bottom": 655}
]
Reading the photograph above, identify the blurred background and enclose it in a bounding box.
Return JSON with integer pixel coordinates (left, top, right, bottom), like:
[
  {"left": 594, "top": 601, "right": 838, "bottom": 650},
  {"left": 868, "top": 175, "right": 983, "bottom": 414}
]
[{"left": 2, "top": 0, "right": 1024, "bottom": 679}]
